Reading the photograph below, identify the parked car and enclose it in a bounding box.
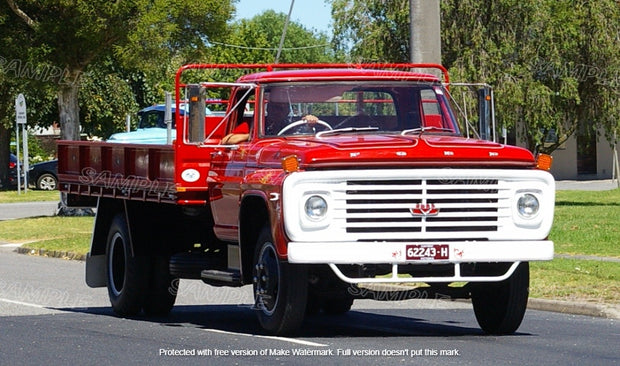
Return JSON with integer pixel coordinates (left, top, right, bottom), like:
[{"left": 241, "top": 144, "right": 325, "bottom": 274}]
[
  {"left": 107, "top": 103, "right": 219, "bottom": 144},
  {"left": 107, "top": 104, "right": 184, "bottom": 144},
  {"left": 29, "top": 159, "right": 58, "bottom": 190},
  {"left": 1, "top": 153, "right": 20, "bottom": 189}
]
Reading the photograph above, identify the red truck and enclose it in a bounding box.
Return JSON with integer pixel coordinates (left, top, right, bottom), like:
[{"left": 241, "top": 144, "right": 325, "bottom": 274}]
[{"left": 57, "top": 63, "right": 555, "bottom": 335}]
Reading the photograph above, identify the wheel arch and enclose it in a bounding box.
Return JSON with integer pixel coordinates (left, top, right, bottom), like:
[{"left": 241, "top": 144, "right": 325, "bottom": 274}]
[{"left": 239, "top": 193, "right": 270, "bottom": 284}]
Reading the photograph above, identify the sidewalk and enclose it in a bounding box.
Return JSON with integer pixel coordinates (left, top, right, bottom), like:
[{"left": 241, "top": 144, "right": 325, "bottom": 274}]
[
  {"left": 556, "top": 179, "right": 619, "bottom": 191},
  {"left": 0, "top": 201, "right": 58, "bottom": 220}
]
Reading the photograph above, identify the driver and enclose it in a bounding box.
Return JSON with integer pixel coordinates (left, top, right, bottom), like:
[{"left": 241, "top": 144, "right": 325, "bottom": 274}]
[
  {"left": 221, "top": 122, "right": 249, "bottom": 144},
  {"left": 265, "top": 102, "right": 320, "bottom": 135}
]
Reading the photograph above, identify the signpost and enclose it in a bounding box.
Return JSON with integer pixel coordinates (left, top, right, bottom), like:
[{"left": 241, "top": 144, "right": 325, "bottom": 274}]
[{"left": 15, "top": 94, "right": 28, "bottom": 193}]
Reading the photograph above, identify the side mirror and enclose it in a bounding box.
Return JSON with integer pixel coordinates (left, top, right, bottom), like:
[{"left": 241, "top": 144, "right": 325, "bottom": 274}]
[
  {"left": 477, "top": 87, "right": 492, "bottom": 141},
  {"left": 188, "top": 85, "right": 206, "bottom": 143}
]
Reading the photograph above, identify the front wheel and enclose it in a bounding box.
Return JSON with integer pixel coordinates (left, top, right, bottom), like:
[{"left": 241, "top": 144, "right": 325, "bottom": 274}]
[
  {"left": 471, "top": 262, "right": 529, "bottom": 335},
  {"left": 253, "top": 227, "right": 307, "bottom": 335}
]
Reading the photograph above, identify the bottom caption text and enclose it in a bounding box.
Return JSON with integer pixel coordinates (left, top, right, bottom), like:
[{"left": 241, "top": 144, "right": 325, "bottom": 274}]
[{"left": 159, "top": 347, "right": 461, "bottom": 358}]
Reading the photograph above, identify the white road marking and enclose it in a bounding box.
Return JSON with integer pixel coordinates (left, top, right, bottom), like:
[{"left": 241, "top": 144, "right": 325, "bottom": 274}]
[
  {"left": 203, "top": 328, "right": 328, "bottom": 347},
  {"left": 0, "top": 297, "right": 46, "bottom": 308}
]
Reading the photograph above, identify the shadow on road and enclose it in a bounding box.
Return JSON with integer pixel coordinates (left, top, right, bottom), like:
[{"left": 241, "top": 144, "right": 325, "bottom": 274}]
[{"left": 53, "top": 303, "right": 525, "bottom": 338}]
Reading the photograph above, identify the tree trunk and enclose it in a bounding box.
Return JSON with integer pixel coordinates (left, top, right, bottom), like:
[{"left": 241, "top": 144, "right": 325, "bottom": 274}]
[{"left": 58, "top": 69, "right": 82, "bottom": 141}]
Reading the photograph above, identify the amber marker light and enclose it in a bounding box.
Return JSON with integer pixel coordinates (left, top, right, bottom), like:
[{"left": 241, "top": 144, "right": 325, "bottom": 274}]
[
  {"left": 281, "top": 155, "right": 300, "bottom": 172},
  {"left": 536, "top": 153, "right": 553, "bottom": 171}
]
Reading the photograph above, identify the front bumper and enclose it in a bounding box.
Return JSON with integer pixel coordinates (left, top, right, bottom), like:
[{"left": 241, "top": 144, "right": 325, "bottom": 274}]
[{"left": 288, "top": 240, "right": 553, "bottom": 284}]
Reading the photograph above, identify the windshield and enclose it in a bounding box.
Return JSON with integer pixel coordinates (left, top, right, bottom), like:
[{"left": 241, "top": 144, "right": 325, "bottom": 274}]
[{"left": 261, "top": 82, "right": 459, "bottom": 137}]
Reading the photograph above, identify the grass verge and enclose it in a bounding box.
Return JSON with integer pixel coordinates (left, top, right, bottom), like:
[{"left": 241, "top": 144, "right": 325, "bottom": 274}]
[
  {"left": 530, "top": 259, "right": 620, "bottom": 303},
  {"left": 0, "top": 216, "right": 93, "bottom": 255},
  {"left": 0, "top": 190, "right": 60, "bottom": 203},
  {"left": 551, "top": 189, "right": 620, "bottom": 258}
]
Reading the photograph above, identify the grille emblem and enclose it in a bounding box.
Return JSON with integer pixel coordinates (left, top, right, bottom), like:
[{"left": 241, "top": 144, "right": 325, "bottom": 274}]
[{"left": 410, "top": 203, "right": 439, "bottom": 217}]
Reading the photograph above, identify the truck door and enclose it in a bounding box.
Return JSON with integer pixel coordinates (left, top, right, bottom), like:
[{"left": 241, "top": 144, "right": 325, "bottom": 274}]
[{"left": 208, "top": 88, "right": 256, "bottom": 242}]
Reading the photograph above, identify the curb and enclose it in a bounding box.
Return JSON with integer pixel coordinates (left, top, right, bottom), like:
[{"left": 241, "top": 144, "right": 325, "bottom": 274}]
[
  {"left": 16, "top": 246, "right": 86, "bottom": 261},
  {"left": 528, "top": 298, "right": 620, "bottom": 320}
]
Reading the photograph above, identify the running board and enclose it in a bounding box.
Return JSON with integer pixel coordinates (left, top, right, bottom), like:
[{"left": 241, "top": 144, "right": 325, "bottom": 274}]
[{"left": 201, "top": 269, "right": 242, "bottom": 287}]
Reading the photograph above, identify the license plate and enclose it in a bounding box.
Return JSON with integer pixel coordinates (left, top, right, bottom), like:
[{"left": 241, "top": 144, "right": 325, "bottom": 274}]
[{"left": 406, "top": 244, "right": 449, "bottom": 261}]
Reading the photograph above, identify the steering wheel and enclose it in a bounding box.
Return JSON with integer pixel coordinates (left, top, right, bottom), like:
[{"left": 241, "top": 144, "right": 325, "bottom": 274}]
[{"left": 277, "top": 119, "right": 332, "bottom": 136}]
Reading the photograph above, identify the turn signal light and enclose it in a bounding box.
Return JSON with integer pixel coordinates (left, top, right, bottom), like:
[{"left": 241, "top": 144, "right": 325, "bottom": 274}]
[
  {"left": 281, "top": 155, "right": 300, "bottom": 172},
  {"left": 536, "top": 153, "right": 553, "bottom": 171}
]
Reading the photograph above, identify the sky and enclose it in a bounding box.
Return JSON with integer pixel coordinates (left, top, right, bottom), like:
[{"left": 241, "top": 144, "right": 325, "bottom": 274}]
[{"left": 233, "top": 0, "right": 332, "bottom": 33}]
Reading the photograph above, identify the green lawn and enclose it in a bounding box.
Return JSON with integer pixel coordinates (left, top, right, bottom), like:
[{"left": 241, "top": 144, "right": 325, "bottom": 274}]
[
  {"left": 0, "top": 190, "right": 60, "bottom": 203},
  {"left": 551, "top": 189, "right": 620, "bottom": 258},
  {"left": 0, "top": 216, "right": 94, "bottom": 254}
]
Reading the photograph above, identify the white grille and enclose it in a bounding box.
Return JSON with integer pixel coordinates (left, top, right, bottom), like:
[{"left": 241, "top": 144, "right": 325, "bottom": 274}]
[{"left": 338, "top": 178, "right": 507, "bottom": 239}]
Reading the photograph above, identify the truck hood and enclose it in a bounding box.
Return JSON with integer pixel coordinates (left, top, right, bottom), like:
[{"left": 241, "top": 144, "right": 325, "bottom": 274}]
[{"left": 253, "top": 134, "right": 536, "bottom": 168}]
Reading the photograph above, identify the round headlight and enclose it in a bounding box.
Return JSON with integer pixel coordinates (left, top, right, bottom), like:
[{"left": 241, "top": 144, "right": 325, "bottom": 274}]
[
  {"left": 517, "top": 193, "right": 540, "bottom": 218},
  {"left": 304, "top": 195, "right": 327, "bottom": 220}
]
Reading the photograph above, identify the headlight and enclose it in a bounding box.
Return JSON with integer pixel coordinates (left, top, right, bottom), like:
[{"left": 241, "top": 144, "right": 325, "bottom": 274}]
[
  {"left": 304, "top": 195, "right": 327, "bottom": 221},
  {"left": 517, "top": 193, "right": 540, "bottom": 219}
]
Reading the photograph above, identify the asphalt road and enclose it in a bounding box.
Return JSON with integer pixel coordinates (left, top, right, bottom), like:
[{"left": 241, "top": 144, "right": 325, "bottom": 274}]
[{"left": 0, "top": 246, "right": 618, "bottom": 366}]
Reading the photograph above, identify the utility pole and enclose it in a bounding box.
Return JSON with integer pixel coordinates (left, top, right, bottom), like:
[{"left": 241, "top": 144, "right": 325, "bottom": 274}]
[{"left": 410, "top": 0, "right": 441, "bottom": 64}]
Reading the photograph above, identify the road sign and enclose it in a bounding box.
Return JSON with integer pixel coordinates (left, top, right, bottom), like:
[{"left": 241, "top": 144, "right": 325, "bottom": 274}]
[{"left": 15, "top": 94, "right": 27, "bottom": 125}]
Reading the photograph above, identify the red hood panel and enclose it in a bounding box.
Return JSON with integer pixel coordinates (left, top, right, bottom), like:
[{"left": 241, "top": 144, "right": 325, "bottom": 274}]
[{"left": 254, "top": 135, "right": 535, "bottom": 168}]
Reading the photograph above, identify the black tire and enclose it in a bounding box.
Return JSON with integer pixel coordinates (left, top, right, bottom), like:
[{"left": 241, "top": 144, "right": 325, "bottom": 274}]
[
  {"left": 36, "top": 173, "right": 57, "bottom": 190},
  {"left": 106, "top": 214, "right": 149, "bottom": 317},
  {"left": 471, "top": 262, "right": 530, "bottom": 335},
  {"left": 253, "top": 227, "right": 307, "bottom": 335},
  {"left": 143, "top": 256, "right": 178, "bottom": 317}
]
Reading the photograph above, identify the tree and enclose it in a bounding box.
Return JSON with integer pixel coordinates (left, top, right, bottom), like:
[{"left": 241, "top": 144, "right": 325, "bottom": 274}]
[
  {"left": 2, "top": 0, "right": 234, "bottom": 141},
  {"left": 442, "top": 0, "right": 619, "bottom": 154},
  {"left": 211, "top": 10, "right": 334, "bottom": 65},
  {"left": 0, "top": 1, "right": 56, "bottom": 188},
  {"left": 329, "top": 0, "right": 620, "bottom": 154},
  {"left": 331, "top": 0, "right": 410, "bottom": 62}
]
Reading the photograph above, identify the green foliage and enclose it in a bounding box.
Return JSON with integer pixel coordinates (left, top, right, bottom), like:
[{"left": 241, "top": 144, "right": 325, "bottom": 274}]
[
  {"left": 1, "top": 0, "right": 235, "bottom": 141},
  {"left": 441, "top": 0, "right": 619, "bottom": 154},
  {"left": 329, "top": 0, "right": 620, "bottom": 154},
  {"left": 187, "top": 10, "right": 336, "bottom": 98},
  {"left": 212, "top": 10, "right": 333, "bottom": 65},
  {"left": 331, "top": 0, "right": 409, "bottom": 62},
  {"left": 78, "top": 60, "right": 141, "bottom": 139}
]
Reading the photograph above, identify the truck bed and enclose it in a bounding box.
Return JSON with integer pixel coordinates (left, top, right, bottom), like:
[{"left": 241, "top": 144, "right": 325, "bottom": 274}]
[{"left": 57, "top": 140, "right": 177, "bottom": 205}]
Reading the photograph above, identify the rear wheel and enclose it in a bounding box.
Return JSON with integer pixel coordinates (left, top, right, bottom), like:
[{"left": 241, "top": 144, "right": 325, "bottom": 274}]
[
  {"left": 106, "top": 214, "right": 149, "bottom": 317},
  {"left": 253, "top": 227, "right": 307, "bottom": 335},
  {"left": 471, "top": 262, "right": 529, "bottom": 335},
  {"left": 143, "top": 256, "right": 177, "bottom": 316}
]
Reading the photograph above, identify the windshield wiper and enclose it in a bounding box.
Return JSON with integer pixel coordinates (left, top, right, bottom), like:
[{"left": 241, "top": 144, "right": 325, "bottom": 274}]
[
  {"left": 401, "top": 126, "right": 456, "bottom": 136},
  {"left": 316, "top": 127, "right": 379, "bottom": 138}
]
